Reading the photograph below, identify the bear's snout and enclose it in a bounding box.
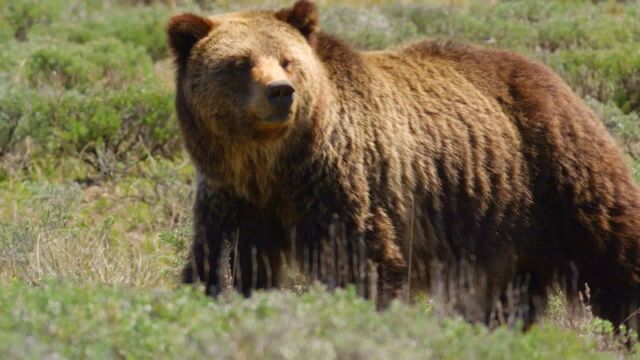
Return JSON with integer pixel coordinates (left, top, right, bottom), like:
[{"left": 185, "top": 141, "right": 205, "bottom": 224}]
[
  {"left": 247, "top": 58, "right": 296, "bottom": 124},
  {"left": 266, "top": 80, "right": 295, "bottom": 116}
]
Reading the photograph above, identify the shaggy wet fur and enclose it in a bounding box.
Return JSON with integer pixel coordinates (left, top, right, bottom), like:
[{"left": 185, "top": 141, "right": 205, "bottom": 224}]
[{"left": 168, "top": 1, "right": 640, "bottom": 331}]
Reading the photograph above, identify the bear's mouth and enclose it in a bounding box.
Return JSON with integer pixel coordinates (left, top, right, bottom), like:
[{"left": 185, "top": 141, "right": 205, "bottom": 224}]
[
  {"left": 249, "top": 112, "right": 293, "bottom": 141},
  {"left": 250, "top": 124, "right": 291, "bottom": 142},
  {"left": 263, "top": 109, "right": 293, "bottom": 123}
]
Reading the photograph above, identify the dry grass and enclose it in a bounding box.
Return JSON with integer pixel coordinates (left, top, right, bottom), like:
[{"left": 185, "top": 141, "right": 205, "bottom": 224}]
[{"left": 0, "top": 156, "right": 194, "bottom": 287}]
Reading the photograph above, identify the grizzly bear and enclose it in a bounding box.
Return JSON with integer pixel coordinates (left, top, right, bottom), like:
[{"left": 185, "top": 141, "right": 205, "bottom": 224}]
[{"left": 167, "top": 1, "right": 640, "bottom": 331}]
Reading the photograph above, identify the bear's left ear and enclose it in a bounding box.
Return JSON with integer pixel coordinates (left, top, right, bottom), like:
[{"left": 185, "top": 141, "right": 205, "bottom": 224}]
[
  {"left": 167, "top": 13, "right": 214, "bottom": 65},
  {"left": 275, "top": 1, "right": 319, "bottom": 44}
]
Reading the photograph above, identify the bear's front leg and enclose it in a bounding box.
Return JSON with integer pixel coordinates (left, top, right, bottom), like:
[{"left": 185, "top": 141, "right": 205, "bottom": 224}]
[
  {"left": 182, "top": 183, "right": 241, "bottom": 295},
  {"left": 290, "top": 201, "right": 406, "bottom": 307},
  {"left": 183, "top": 181, "right": 288, "bottom": 296},
  {"left": 368, "top": 208, "right": 408, "bottom": 307}
]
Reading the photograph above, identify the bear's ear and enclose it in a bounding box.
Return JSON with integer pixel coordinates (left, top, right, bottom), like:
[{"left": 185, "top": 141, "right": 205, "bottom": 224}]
[
  {"left": 275, "top": 1, "right": 319, "bottom": 43},
  {"left": 167, "top": 13, "right": 213, "bottom": 64}
]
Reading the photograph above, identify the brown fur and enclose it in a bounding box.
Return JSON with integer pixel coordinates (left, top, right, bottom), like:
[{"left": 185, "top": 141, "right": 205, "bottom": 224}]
[{"left": 168, "top": 1, "right": 640, "bottom": 331}]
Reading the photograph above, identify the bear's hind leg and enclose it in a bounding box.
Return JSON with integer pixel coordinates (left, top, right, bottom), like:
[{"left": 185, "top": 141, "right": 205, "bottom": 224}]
[
  {"left": 567, "top": 200, "right": 640, "bottom": 335},
  {"left": 590, "top": 284, "right": 640, "bottom": 336}
]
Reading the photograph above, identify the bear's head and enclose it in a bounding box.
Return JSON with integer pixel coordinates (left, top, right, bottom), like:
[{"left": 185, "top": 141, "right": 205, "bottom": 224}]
[{"left": 167, "top": 1, "right": 324, "bottom": 144}]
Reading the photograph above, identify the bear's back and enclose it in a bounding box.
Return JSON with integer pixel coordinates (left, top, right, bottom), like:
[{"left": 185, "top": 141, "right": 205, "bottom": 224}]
[{"left": 315, "top": 37, "right": 535, "bottom": 251}]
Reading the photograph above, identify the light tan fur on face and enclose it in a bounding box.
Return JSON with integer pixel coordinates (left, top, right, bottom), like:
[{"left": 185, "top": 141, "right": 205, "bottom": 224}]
[
  {"left": 205, "top": 13, "right": 247, "bottom": 26},
  {"left": 248, "top": 57, "right": 293, "bottom": 122}
]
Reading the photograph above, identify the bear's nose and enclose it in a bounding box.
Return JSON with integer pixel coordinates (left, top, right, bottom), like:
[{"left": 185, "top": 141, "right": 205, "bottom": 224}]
[{"left": 266, "top": 81, "right": 295, "bottom": 111}]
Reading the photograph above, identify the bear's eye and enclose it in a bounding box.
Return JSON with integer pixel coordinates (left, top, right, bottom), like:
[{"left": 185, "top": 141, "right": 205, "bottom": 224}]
[
  {"left": 227, "top": 57, "right": 252, "bottom": 73},
  {"left": 281, "top": 58, "right": 292, "bottom": 70}
]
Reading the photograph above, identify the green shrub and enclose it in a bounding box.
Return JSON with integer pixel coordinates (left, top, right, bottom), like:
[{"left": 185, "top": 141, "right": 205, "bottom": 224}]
[
  {"left": 53, "top": 5, "right": 172, "bottom": 60},
  {"left": 321, "top": 6, "right": 418, "bottom": 50},
  {"left": 0, "top": 0, "right": 66, "bottom": 41},
  {"left": 402, "top": 6, "right": 538, "bottom": 50},
  {"left": 0, "top": 17, "right": 11, "bottom": 43},
  {"left": 0, "top": 40, "right": 22, "bottom": 76},
  {"left": 587, "top": 98, "right": 640, "bottom": 139},
  {"left": 55, "top": 86, "right": 178, "bottom": 159},
  {"left": 0, "top": 282, "right": 615, "bottom": 359},
  {"left": 0, "top": 92, "right": 22, "bottom": 157},
  {"left": 544, "top": 46, "right": 640, "bottom": 113},
  {"left": 538, "top": 10, "right": 640, "bottom": 51},
  {"left": 0, "top": 84, "right": 177, "bottom": 174},
  {"left": 0, "top": 86, "right": 52, "bottom": 158},
  {"left": 587, "top": 98, "right": 640, "bottom": 178},
  {"left": 25, "top": 38, "right": 153, "bottom": 90}
]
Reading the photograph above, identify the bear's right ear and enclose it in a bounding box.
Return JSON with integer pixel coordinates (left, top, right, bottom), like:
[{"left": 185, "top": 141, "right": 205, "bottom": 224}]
[{"left": 167, "top": 13, "right": 213, "bottom": 64}]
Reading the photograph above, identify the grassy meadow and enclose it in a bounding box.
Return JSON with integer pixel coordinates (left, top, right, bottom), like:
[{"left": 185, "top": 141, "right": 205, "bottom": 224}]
[{"left": 2, "top": 0, "right": 640, "bottom": 358}]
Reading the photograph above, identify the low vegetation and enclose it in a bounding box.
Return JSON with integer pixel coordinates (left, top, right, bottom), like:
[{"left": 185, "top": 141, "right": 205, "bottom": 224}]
[
  {"left": 1, "top": 0, "right": 639, "bottom": 358},
  {"left": 0, "top": 282, "right": 625, "bottom": 359}
]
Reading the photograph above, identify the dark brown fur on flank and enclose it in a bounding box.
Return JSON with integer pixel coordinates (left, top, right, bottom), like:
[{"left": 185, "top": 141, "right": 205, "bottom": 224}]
[{"left": 168, "top": 1, "right": 640, "bottom": 331}]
